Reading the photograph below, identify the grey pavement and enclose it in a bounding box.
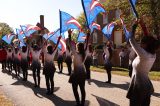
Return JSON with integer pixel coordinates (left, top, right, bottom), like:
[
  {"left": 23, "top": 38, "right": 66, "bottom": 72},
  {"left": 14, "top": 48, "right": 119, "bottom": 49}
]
[{"left": 0, "top": 65, "right": 160, "bottom": 106}]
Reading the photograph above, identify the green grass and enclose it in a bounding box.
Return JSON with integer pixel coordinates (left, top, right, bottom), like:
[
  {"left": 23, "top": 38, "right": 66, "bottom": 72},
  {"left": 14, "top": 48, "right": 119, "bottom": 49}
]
[{"left": 90, "top": 66, "right": 160, "bottom": 81}]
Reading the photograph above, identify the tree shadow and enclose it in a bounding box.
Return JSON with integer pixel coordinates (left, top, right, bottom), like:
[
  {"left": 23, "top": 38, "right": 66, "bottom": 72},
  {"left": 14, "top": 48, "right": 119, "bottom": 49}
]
[
  {"left": 90, "top": 79, "right": 130, "bottom": 90},
  {"left": 11, "top": 79, "right": 90, "bottom": 106},
  {"left": 92, "top": 94, "right": 120, "bottom": 106},
  {"left": 153, "top": 92, "right": 160, "bottom": 98}
]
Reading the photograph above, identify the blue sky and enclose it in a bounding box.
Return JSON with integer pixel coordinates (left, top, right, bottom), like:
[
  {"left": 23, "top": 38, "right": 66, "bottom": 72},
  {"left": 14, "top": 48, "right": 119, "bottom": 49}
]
[{"left": 0, "top": 0, "right": 83, "bottom": 32}]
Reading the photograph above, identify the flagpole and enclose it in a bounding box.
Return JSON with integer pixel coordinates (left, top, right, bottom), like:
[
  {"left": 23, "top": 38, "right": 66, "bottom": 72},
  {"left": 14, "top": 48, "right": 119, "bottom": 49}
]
[
  {"left": 81, "top": 0, "right": 89, "bottom": 29},
  {"left": 129, "top": 0, "right": 139, "bottom": 18},
  {"left": 59, "top": 9, "right": 62, "bottom": 37}
]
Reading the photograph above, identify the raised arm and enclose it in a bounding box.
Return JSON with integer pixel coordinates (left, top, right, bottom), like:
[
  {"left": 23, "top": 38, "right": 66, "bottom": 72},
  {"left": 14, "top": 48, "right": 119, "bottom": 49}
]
[{"left": 129, "top": 20, "right": 146, "bottom": 57}]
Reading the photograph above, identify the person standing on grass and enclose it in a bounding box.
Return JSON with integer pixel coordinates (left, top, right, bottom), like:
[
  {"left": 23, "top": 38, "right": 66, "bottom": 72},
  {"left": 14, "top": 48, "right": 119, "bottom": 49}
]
[
  {"left": 103, "top": 41, "right": 113, "bottom": 84},
  {"left": 127, "top": 19, "right": 159, "bottom": 106},
  {"left": 119, "top": 48, "right": 126, "bottom": 68}
]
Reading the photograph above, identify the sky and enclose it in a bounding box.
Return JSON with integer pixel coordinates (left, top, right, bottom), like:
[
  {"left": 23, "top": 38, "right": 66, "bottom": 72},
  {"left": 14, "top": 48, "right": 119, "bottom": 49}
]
[{"left": 0, "top": 0, "right": 83, "bottom": 32}]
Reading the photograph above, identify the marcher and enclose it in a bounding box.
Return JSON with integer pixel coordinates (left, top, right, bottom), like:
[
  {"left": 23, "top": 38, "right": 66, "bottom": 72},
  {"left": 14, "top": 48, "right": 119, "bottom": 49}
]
[
  {"left": 57, "top": 49, "right": 64, "bottom": 73},
  {"left": 6, "top": 47, "right": 13, "bottom": 72},
  {"left": 30, "top": 44, "right": 42, "bottom": 87},
  {"left": 128, "top": 45, "right": 136, "bottom": 77},
  {"left": 43, "top": 36, "right": 61, "bottom": 95},
  {"left": 84, "top": 44, "right": 92, "bottom": 79},
  {"left": 68, "top": 29, "right": 89, "bottom": 106},
  {"left": 127, "top": 19, "right": 159, "bottom": 106},
  {"left": 13, "top": 47, "right": 21, "bottom": 77},
  {"left": 20, "top": 46, "right": 28, "bottom": 81},
  {"left": 64, "top": 45, "right": 72, "bottom": 75},
  {"left": 0, "top": 46, "right": 7, "bottom": 71}
]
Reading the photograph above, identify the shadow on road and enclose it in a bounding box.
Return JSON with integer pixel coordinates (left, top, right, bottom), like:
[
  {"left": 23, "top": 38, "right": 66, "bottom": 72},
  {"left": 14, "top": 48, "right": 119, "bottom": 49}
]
[
  {"left": 11, "top": 77, "right": 90, "bottom": 106},
  {"left": 153, "top": 92, "right": 160, "bottom": 98},
  {"left": 92, "top": 94, "right": 120, "bottom": 106},
  {"left": 90, "top": 79, "right": 129, "bottom": 90}
]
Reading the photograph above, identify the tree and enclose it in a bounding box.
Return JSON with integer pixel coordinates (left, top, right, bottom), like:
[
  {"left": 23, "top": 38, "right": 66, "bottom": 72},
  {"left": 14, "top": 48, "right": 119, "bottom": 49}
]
[
  {"left": 76, "top": 12, "right": 88, "bottom": 33},
  {"left": 101, "top": 0, "right": 160, "bottom": 37},
  {"left": 0, "top": 22, "right": 14, "bottom": 39}
]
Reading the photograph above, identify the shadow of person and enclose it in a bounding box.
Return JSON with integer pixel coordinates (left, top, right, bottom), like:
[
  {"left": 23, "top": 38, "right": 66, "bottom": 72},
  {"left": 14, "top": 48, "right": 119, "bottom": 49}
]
[
  {"left": 153, "top": 92, "right": 160, "bottom": 98},
  {"left": 90, "top": 79, "right": 130, "bottom": 90},
  {"left": 92, "top": 94, "right": 120, "bottom": 106},
  {"left": 2, "top": 69, "right": 21, "bottom": 79},
  {"left": 89, "top": 79, "right": 114, "bottom": 88},
  {"left": 11, "top": 79, "right": 90, "bottom": 106}
]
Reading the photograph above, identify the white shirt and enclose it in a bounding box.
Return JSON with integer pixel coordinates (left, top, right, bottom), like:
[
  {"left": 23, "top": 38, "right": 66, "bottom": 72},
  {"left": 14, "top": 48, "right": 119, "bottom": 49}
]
[
  {"left": 30, "top": 48, "right": 41, "bottom": 63},
  {"left": 129, "top": 38, "right": 156, "bottom": 82},
  {"left": 20, "top": 48, "right": 28, "bottom": 60},
  {"left": 43, "top": 47, "right": 57, "bottom": 64}
]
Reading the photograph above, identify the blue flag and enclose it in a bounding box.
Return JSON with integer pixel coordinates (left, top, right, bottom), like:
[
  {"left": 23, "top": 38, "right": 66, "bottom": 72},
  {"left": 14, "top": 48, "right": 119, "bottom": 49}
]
[
  {"left": 20, "top": 25, "right": 40, "bottom": 37},
  {"left": 81, "top": 0, "right": 106, "bottom": 28},
  {"left": 120, "top": 17, "right": 131, "bottom": 41},
  {"left": 89, "top": 22, "right": 101, "bottom": 33},
  {"left": 60, "top": 10, "right": 81, "bottom": 33},
  {"left": 43, "top": 32, "right": 54, "bottom": 40},
  {"left": 16, "top": 28, "right": 26, "bottom": 42},
  {"left": 2, "top": 34, "right": 15, "bottom": 44},
  {"left": 102, "top": 22, "right": 116, "bottom": 39},
  {"left": 48, "top": 29, "right": 62, "bottom": 49},
  {"left": 77, "top": 32, "right": 86, "bottom": 42}
]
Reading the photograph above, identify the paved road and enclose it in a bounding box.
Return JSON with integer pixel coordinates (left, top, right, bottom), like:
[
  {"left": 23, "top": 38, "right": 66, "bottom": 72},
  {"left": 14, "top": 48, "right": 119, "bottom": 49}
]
[{"left": 0, "top": 65, "right": 160, "bottom": 106}]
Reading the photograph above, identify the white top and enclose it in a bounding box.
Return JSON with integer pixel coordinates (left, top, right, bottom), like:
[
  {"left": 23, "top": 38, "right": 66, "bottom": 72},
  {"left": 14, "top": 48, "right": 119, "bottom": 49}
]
[
  {"left": 103, "top": 46, "right": 110, "bottom": 61},
  {"left": 92, "top": 51, "right": 98, "bottom": 59},
  {"left": 119, "top": 51, "right": 125, "bottom": 58},
  {"left": 129, "top": 38, "right": 156, "bottom": 80},
  {"left": 20, "top": 48, "right": 28, "bottom": 60},
  {"left": 71, "top": 45, "right": 87, "bottom": 73},
  {"left": 30, "top": 48, "right": 41, "bottom": 63},
  {"left": 13, "top": 49, "right": 20, "bottom": 60},
  {"left": 43, "top": 46, "right": 58, "bottom": 64},
  {"left": 7, "top": 50, "right": 12, "bottom": 59},
  {"left": 129, "top": 48, "right": 136, "bottom": 64}
]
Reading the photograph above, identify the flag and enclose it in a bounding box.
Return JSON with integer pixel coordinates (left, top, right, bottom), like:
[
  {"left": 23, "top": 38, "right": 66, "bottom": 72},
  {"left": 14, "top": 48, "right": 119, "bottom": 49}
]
[
  {"left": 77, "top": 32, "right": 87, "bottom": 42},
  {"left": 2, "top": 34, "right": 15, "bottom": 44},
  {"left": 81, "top": 0, "right": 106, "bottom": 28},
  {"left": 19, "top": 41, "right": 26, "bottom": 48},
  {"left": 16, "top": 28, "right": 26, "bottom": 42},
  {"left": 129, "top": 0, "right": 138, "bottom": 17},
  {"left": 60, "top": 10, "right": 81, "bottom": 33},
  {"left": 102, "top": 22, "right": 116, "bottom": 39},
  {"left": 89, "top": 22, "right": 101, "bottom": 33},
  {"left": 120, "top": 17, "right": 131, "bottom": 41},
  {"left": 59, "top": 38, "right": 66, "bottom": 53},
  {"left": 20, "top": 24, "right": 40, "bottom": 37},
  {"left": 49, "top": 29, "right": 61, "bottom": 44},
  {"left": 43, "top": 32, "right": 54, "bottom": 40}
]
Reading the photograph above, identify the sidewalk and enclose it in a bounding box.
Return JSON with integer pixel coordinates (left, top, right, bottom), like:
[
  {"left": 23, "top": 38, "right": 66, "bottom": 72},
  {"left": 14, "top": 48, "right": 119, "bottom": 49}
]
[{"left": 0, "top": 65, "right": 160, "bottom": 106}]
